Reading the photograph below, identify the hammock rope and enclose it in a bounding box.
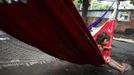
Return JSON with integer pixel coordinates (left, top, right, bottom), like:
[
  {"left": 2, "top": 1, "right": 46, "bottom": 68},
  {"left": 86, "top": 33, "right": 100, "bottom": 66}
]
[
  {"left": 87, "top": 2, "right": 114, "bottom": 30},
  {"left": 92, "top": 2, "right": 118, "bottom": 48}
]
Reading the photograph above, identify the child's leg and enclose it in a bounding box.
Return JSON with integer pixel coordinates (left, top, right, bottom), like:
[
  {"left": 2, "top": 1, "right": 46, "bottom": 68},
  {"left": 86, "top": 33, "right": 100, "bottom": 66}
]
[
  {"left": 108, "top": 60, "right": 124, "bottom": 72},
  {"left": 110, "top": 59, "right": 124, "bottom": 68}
]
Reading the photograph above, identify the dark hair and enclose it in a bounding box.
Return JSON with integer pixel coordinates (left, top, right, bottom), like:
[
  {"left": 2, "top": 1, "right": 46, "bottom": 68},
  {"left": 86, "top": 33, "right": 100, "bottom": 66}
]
[{"left": 96, "top": 32, "right": 110, "bottom": 44}]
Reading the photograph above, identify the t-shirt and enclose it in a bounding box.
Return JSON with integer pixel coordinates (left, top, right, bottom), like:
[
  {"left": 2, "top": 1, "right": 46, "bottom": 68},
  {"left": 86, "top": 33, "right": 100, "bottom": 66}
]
[
  {"left": 102, "top": 48, "right": 110, "bottom": 57},
  {"left": 98, "top": 45, "right": 111, "bottom": 57}
]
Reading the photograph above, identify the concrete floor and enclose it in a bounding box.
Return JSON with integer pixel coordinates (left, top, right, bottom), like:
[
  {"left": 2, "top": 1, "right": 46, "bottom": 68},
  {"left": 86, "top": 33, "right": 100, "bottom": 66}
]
[{"left": 0, "top": 32, "right": 134, "bottom": 75}]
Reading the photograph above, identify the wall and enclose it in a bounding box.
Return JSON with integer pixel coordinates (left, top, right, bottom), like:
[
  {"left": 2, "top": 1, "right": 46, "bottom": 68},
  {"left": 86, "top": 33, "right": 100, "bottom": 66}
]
[{"left": 86, "top": 10, "right": 134, "bottom": 33}]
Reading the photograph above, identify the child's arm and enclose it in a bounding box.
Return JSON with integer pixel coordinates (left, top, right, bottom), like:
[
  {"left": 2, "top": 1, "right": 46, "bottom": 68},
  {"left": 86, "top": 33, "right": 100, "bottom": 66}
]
[{"left": 104, "top": 46, "right": 112, "bottom": 51}]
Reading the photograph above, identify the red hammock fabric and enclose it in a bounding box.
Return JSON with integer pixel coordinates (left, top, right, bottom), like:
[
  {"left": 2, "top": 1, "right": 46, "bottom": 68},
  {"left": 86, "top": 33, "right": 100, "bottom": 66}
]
[
  {"left": 0, "top": 0, "right": 104, "bottom": 65},
  {"left": 93, "top": 19, "right": 116, "bottom": 47}
]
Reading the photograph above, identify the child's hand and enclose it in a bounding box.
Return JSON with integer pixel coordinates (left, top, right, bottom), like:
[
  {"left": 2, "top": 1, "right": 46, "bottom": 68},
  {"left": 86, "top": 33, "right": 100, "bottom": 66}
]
[{"left": 104, "top": 46, "right": 112, "bottom": 50}]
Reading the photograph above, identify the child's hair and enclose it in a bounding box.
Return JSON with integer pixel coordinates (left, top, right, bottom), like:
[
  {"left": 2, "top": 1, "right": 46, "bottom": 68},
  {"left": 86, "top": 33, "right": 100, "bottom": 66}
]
[{"left": 96, "top": 32, "right": 110, "bottom": 44}]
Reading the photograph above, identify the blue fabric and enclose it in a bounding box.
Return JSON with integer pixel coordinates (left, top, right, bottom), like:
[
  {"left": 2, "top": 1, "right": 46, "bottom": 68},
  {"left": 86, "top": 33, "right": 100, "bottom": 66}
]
[{"left": 87, "top": 2, "right": 114, "bottom": 30}]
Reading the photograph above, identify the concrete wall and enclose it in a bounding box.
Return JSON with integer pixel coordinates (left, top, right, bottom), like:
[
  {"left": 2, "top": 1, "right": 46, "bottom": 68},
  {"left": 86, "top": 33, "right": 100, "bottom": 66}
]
[{"left": 84, "top": 10, "right": 134, "bottom": 33}]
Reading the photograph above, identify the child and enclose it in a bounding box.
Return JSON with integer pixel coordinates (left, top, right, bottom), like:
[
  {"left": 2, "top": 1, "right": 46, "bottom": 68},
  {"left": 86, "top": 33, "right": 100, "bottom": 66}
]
[{"left": 96, "top": 32, "right": 131, "bottom": 73}]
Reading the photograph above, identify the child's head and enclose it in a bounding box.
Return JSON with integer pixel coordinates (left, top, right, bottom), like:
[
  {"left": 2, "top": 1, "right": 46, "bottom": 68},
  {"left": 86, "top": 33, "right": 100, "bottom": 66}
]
[{"left": 96, "top": 32, "right": 110, "bottom": 46}]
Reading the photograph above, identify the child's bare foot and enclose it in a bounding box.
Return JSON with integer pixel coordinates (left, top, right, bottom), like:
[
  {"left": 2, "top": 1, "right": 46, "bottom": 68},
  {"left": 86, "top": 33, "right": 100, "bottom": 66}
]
[{"left": 121, "top": 63, "right": 131, "bottom": 74}]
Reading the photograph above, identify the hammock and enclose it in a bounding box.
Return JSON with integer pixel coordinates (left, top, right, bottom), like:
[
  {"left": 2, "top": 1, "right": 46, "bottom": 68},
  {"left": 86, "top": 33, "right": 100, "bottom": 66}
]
[
  {"left": 0, "top": 0, "right": 104, "bottom": 65},
  {"left": 87, "top": 2, "right": 114, "bottom": 30},
  {"left": 92, "top": 2, "right": 118, "bottom": 48}
]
